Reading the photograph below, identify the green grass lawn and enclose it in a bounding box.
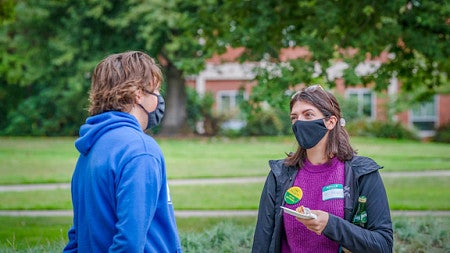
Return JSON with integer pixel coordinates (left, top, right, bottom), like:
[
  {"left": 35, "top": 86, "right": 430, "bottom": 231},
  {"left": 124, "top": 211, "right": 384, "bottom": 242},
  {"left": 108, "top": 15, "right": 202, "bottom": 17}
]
[
  {"left": 352, "top": 137, "right": 450, "bottom": 171},
  {"left": 1, "top": 176, "right": 449, "bottom": 211},
  {"left": 0, "top": 136, "right": 449, "bottom": 252},
  {"left": 0, "top": 136, "right": 449, "bottom": 184},
  {"left": 0, "top": 216, "right": 70, "bottom": 252},
  {"left": 0, "top": 137, "right": 78, "bottom": 184}
]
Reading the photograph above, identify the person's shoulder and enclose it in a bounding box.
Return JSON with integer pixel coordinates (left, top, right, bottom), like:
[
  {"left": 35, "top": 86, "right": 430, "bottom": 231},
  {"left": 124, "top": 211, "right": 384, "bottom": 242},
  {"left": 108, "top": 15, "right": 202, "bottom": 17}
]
[
  {"left": 350, "top": 155, "right": 378, "bottom": 165},
  {"left": 347, "top": 155, "right": 382, "bottom": 175},
  {"left": 110, "top": 127, "right": 160, "bottom": 152},
  {"left": 108, "top": 126, "right": 145, "bottom": 142},
  {"left": 269, "top": 158, "right": 286, "bottom": 168},
  {"left": 269, "top": 158, "right": 285, "bottom": 164},
  {"left": 268, "top": 158, "right": 293, "bottom": 177}
]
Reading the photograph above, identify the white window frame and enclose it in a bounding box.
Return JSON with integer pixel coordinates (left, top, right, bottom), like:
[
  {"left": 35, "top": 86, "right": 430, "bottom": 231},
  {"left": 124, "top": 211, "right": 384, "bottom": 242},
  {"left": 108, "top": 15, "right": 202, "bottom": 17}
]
[
  {"left": 345, "top": 88, "right": 376, "bottom": 119},
  {"left": 410, "top": 96, "right": 438, "bottom": 138},
  {"left": 216, "top": 90, "right": 246, "bottom": 113}
]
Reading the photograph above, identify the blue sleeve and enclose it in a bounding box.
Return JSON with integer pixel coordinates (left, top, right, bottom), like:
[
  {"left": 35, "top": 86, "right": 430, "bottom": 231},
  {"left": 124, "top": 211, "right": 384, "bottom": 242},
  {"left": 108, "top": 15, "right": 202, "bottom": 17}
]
[
  {"left": 109, "top": 154, "right": 163, "bottom": 252},
  {"left": 63, "top": 225, "right": 77, "bottom": 252},
  {"left": 323, "top": 171, "right": 393, "bottom": 253}
]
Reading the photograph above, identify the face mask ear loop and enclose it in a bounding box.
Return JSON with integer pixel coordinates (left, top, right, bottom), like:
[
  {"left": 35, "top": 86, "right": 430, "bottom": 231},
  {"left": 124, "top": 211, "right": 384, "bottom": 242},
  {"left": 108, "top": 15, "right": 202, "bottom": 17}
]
[{"left": 137, "top": 103, "right": 150, "bottom": 114}]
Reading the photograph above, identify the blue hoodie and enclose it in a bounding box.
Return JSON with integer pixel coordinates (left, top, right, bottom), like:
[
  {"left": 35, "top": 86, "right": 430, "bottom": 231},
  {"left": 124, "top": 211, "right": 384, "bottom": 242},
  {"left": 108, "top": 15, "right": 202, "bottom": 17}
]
[{"left": 63, "top": 111, "right": 182, "bottom": 252}]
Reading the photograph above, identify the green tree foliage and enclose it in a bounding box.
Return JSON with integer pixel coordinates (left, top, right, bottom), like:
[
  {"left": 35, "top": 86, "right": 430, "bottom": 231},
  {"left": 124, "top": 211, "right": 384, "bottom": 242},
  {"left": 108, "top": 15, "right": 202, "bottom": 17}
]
[
  {"left": 1, "top": 1, "right": 94, "bottom": 135},
  {"left": 0, "top": 0, "right": 15, "bottom": 24},
  {"left": 210, "top": 0, "right": 449, "bottom": 117},
  {"left": 0, "top": 0, "right": 225, "bottom": 136},
  {"left": 1, "top": 1, "right": 448, "bottom": 136}
]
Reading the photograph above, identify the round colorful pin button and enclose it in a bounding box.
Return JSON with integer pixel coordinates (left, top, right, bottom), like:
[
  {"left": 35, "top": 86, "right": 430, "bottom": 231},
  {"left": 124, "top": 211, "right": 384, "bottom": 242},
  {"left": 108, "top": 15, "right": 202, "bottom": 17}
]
[{"left": 284, "top": 186, "right": 303, "bottom": 204}]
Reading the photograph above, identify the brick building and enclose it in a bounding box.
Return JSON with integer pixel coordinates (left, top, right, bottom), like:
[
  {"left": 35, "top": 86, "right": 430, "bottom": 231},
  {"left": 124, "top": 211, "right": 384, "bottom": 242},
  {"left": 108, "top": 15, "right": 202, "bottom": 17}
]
[{"left": 186, "top": 47, "right": 450, "bottom": 138}]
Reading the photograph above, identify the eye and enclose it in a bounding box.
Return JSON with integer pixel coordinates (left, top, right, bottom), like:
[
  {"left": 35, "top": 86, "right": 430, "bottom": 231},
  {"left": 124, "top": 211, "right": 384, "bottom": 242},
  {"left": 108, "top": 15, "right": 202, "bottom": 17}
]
[
  {"left": 304, "top": 112, "right": 314, "bottom": 119},
  {"left": 290, "top": 115, "right": 297, "bottom": 122}
]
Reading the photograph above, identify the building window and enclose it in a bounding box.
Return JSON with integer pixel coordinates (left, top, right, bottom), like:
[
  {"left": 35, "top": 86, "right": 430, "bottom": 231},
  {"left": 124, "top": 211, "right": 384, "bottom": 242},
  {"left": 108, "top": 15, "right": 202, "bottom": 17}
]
[
  {"left": 345, "top": 89, "right": 375, "bottom": 119},
  {"left": 217, "top": 90, "right": 246, "bottom": 130},
  {"left": 217, "top": 90, "right": 244, "bottom": 113},
  {"left": 410, "top": 97, "right": 437, "bottom": 134}
]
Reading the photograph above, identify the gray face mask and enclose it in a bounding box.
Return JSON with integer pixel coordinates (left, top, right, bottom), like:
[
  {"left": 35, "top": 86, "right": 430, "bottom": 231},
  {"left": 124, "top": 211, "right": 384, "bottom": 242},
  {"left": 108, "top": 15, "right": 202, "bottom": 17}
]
[
  {"left": 138, "top": 94, "right": 165, "bottom": 130},
  {"left": 292, "top": 118, "right": 328, "bottom": 149}
]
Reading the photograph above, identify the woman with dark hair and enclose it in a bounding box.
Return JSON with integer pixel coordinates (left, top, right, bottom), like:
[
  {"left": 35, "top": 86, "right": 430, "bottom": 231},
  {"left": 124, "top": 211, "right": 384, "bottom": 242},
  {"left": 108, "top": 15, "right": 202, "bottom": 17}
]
[{"left": 252, "top": 85, "right": 393, "bottom": 253}]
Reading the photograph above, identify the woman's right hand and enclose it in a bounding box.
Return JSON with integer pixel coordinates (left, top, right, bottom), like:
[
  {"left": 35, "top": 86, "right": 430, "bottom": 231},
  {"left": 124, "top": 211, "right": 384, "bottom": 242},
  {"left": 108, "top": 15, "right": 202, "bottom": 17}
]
[{"left": 296, "top": 209, "right": 329, "bottom": 235}]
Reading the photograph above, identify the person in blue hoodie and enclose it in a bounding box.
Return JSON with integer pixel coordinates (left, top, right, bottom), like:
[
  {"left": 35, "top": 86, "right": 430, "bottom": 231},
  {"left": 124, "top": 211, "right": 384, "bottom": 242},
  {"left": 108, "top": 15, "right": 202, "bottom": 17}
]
[{"left": 63, "top": 51, "right": 182, "bottom": 252}]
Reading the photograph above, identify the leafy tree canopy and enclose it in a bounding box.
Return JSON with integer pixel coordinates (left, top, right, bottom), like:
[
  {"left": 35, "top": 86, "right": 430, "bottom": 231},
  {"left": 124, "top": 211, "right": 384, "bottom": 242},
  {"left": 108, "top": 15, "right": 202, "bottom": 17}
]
[
  {"left": 208, "top": 0, "right": 449, "bottom": 110},
  {"left": 0, "top": 0, "right": 225, "bottom": 136},
  {"left": 0, "top": 0, "right": 448, "bottom": 136}
]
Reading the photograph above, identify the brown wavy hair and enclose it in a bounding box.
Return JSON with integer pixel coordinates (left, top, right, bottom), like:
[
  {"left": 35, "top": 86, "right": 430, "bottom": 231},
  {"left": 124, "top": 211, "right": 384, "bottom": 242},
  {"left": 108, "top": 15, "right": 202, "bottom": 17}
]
[
  {"left": 284, "top": 85, "right": 355, "bottom": 167},
  {"left": 88, "top": 51, "right": 163, "bottom": 116}
]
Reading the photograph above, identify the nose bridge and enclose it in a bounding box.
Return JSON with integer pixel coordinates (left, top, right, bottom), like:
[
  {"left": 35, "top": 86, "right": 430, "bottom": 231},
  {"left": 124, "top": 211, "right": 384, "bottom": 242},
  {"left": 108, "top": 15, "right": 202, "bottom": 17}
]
[{"left": 296, "top": 115, "right": 306, "bottom": 121}]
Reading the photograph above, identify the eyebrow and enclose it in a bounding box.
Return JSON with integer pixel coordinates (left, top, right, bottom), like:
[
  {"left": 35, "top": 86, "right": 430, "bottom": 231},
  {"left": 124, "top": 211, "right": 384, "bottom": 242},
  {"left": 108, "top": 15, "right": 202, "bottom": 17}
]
[
  {"left": 291, "top": 111, "right": 313, "bottom": 120},
  {"left": 291, "top": 108, "right": 315, "bottom": 115}
]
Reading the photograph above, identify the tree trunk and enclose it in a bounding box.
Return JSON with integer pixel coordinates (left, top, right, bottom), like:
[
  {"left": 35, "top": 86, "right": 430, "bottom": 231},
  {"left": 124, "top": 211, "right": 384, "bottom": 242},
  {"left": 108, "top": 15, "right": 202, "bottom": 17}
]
[{"left": 159, "top": 62, "right": 191, "bottom": 136}]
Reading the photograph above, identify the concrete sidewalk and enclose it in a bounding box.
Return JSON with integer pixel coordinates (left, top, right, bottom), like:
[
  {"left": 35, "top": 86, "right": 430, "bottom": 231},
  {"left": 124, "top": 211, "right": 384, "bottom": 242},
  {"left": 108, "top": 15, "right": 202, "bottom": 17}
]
[
  {"left": 1, "top": 170, "right": 449, "bottom": 192},
  {"left": 1, "top": 170, "right": 448, "bottom": 217}
]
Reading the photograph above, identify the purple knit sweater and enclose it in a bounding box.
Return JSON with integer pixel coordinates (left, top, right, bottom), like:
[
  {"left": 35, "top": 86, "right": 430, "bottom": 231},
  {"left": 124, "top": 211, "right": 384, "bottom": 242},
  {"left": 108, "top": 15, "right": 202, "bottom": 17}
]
[{"left": 282, "top": 157, "right": 345, "bottom": 253}]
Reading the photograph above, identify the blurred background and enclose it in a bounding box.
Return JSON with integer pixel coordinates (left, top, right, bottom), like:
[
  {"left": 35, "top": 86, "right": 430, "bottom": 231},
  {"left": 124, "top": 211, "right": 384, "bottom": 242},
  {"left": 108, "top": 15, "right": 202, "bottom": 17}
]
[
  {"left": 0, "top": 1, "right": 449, "bottom": 252},
  {"left": 0, "top": 0, "right": 449, "bottom": 142}
]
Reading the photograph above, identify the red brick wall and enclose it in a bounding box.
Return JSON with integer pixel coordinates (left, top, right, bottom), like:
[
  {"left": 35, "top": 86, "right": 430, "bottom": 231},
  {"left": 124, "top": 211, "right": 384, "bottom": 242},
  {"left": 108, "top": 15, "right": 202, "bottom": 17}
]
[
  {"left": 203, "top": 80, "right": 252, "bottom": 94},
  {"left": 186, "top": 79, "right": 256, "bottom": 110},
  {"left": 439, "top": 94, "right": 450, "bottom": 127},
  {"left": 396, "top": 111, "right": 409, "bottom": 127},
  {"left": 334, "top": 79, "right": 346, "bottom": 95},
  {"left": 375, "top": 94, "right": 388, "bottom": 122},
  {"left": 186, "top": 79, "right": 195, "bottom": 88}
]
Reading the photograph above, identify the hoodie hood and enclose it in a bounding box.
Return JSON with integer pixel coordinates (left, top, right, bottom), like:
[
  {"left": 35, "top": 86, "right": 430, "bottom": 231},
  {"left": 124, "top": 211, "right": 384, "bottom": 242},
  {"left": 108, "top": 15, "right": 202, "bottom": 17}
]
[{"left": 75, "top": 111, "right": 142, "bottom": 155}]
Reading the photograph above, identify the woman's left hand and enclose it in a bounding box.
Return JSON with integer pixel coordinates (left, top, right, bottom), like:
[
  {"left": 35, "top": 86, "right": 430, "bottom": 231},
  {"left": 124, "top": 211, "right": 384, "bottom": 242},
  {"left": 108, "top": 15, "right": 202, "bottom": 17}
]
[{"left": 296, "top": 210, "right": 329, "bottom": 235}]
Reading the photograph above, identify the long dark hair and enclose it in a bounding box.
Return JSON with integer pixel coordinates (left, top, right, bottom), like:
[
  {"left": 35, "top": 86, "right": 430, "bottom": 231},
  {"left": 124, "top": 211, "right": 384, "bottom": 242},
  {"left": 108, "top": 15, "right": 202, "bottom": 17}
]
[{"left": 284, "top": 85, "right": 355, "bottom": 167}]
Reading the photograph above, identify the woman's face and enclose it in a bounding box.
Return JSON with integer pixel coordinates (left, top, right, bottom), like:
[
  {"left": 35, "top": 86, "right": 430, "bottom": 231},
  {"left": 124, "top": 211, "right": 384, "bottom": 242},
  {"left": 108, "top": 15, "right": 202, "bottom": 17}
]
[{"left": 290, "top": 101, "right": 325, "bottom": 124}]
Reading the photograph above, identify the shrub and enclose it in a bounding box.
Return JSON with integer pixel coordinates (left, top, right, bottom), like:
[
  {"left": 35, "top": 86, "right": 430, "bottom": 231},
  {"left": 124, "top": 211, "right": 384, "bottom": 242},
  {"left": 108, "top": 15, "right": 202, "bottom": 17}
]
[
  {"left": 180, "top": 217, "right": 450, "bottom": 253},
  {"left": 337, "top": 95, "right": 361, "bottom": 123},
  {"left": 433, "top": 123, "right": 450, "bottom": 143},
  {"left": 345, "top": 119, "right": 371, "bottom": 137},
  {"left": 1, "top": 217, "right": 449, "bottom": 252},
  {"left": 346, "top": 119, "right": 419, "bottom": 140},
  {"left": 180, "top": 221, "right": 254, "bottom": 252},
  {"left": 369, "top": 121, "right": 419, "bottom": 140},
  {"left": 186, "top": 87, "right": 226, "bottom": 136},
  {"left": 242, "top": 108, "right": 290, "bottom": 136},
  {"left": 393, "top": 216, "right": 450, "bottom": 253}
]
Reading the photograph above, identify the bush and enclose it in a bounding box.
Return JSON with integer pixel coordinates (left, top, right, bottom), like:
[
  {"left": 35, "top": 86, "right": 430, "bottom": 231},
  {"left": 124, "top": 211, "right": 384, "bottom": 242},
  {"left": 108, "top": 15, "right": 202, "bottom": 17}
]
[
  {"left": 337, "top": 95, "right": 361, "bottom": 123},
  {"left": 433, "top": 123, "right": 450, "bottom": 143},
  {"left": 180, "top": 217, "right": 450, "bottom": 253},
  {"left": 186, "top": 87, "right": 226, "bottom": 136},
  {"left": 346, "top": 119, "right": 419, "bottom": 140},
  {"left": 345, "top": 119, "right": 371, "bottom": 137},
  {"left": 242, "top": 108, "right": 290, "bottom": 136},
  {"left": 369, "top": 121, "right": 419, "bottom": 139},
  {"left": 1, "top": 217, "right": 449, "bottom": 252},
  {"left": 180, "top": 221, "right": 254, "bottom": 252},
  {"left": 393, "top": 216, "right": 450, "bottom": 253}
]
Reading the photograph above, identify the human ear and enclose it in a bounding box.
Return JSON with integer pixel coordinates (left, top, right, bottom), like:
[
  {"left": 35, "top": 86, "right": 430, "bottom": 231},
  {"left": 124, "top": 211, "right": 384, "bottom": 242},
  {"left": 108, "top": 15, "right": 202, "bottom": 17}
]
[
  {"left": 135, "top": 89, "right": 145, "bottom": 104},
  {"left": 326, "top": 116, "right": 337, "bottom": 130}
]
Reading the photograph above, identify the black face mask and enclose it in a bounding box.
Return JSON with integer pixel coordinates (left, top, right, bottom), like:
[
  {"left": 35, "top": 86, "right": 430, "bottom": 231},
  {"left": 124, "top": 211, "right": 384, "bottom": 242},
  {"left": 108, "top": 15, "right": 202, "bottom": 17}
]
[
  {"left": 292, "top": 119, "right": 328, "bottom": 149},
  {"left": 138, "top": 94, "right": 165, "bottom": 130}
]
